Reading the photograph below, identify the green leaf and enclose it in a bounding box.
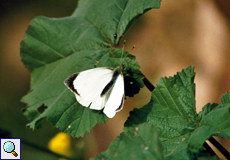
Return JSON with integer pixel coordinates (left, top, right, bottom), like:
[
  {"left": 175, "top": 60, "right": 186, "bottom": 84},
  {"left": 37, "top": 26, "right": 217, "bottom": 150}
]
[
  {"left": 21, "top": 47, "right": 143, "bottom": 137},
  {"left": 197, "top": 103, "right": 218, "bottom": 121},
  {"left": 125, "top": 66, "right": 199, "bottom": 129},
  {"left": 124, "top": 100, "right": 153, "bottom": 127},
  {"left": 93, "top": 123, "right": 163, "bottom": 160},
  {"left": 72, "top": 0, "right": 161, "bottom": 45},
  {"left": 125, "top": 66, "right": 230, "bottom": 159},
  {"left": 220, "top": 92, "right": 230, "bottom": 104},
  {"left": 198, "top": 103, "right": 230, "bottom": 138},
  {"left": 22, "top": 49, "right": 109, "bottom": 136},
  {"left": 20, "top": 16, "right": 107, "bottom": 72},
  {"left": 20, "top": 0, "right": 161, "bottom": 137}
]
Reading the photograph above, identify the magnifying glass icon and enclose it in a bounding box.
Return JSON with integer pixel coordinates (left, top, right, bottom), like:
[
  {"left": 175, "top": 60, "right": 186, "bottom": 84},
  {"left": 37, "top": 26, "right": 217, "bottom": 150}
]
[{"left": 3, "top": 141, "right": 18, "bottom": 157}]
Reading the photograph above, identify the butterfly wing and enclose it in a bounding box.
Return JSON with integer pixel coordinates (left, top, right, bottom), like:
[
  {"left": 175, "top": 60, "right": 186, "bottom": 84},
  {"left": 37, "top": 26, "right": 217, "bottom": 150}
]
[
  {"left": 65, "top": 67, "right": 114, "bottom": 110},
  {"left": 103, "top": 74, "right": 125, "bottom": 118}
]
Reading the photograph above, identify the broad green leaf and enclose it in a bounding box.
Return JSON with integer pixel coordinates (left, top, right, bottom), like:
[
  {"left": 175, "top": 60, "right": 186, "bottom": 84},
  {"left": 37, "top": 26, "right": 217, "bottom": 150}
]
[
  {"left": 20, "top": 16, "right": 107, "bottom": 72},
  {"left": 20, "top": 0, "right": 161, "bottom": 137},
  {"left": 125, "top": 66, "right": 230, "bottom": 159},
  {"left": 93, "top": 123, "right": 163, "bottom": 160},
  {"left": 21, "top": 46, "right": 143, "bottom": 137},
  {"left": 72, "top": 0, "right": 161, "bottom": 45},
  {"left": 22, "top": 48, "right": 109, "bottom": 137},
  {"left": 125, "top": 66, "right": 199, "bottom": 130}
]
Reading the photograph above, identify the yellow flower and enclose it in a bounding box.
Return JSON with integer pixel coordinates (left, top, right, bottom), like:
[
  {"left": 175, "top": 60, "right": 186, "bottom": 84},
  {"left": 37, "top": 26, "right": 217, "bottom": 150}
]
[{"left": 48, "top": 132, "right": 75, "bottom": 158}]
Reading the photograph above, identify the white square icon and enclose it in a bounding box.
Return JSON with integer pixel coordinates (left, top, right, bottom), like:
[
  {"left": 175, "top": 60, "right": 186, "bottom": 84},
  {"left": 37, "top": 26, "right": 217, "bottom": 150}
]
[{"left": 1, "top": 138, "right": 21, "bottom": 160}]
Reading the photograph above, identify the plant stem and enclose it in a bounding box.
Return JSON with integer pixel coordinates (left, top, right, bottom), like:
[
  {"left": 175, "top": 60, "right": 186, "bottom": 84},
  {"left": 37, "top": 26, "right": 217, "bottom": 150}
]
[
  {"left": 143, "top": 76, "right": 155, "bottom": 91},
  {"left": 203, "top": 141, "right": 216, "bottom": 156},
  {"left": 208, "top": 137, "right": 230, "bottom": 159}
]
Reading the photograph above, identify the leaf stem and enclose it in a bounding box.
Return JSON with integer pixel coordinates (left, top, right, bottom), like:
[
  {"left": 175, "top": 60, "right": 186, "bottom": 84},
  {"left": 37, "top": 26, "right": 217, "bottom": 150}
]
[{"left": 208, "top": 137, "right": 230, "bottom": 159}]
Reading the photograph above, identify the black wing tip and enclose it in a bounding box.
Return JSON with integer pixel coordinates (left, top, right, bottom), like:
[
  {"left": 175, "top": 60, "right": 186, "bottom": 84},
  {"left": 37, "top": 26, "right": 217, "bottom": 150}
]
[
  {"left": 100, "top": 69, "right": 122, "bottom": 97},
  {"left": 64, "top": 73, "right": 78, "bottom": 86},
  {"left": 64, "top": 73, "right": 80, "bottom": 95},
  {"left": 115, "top": 94, "right": 124, "bottom": 112},
  {"left": 100, "top": 80, "right": 114, "bottom": 97}
]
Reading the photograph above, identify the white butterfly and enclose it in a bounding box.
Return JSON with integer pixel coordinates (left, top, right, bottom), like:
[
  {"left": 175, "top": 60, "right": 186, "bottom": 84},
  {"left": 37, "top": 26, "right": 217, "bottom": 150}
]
[{"left": 64, "top": 65, "right": 125, "bottom": 118}]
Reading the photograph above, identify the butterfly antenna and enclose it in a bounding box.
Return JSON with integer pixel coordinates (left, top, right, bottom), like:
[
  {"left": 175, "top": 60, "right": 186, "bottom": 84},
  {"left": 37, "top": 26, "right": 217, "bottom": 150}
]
[
  {"left": 120, "top": 40, "right": 126, "bottom": 65},
  {"left": 114, "top": 33, "right": 117, "bottom": 47},
  {"left": 122, "top": 40, "right": 126, "bottom": 56},
  {"left": 129, "top": 45, "right": 135, "bottom": 52}
]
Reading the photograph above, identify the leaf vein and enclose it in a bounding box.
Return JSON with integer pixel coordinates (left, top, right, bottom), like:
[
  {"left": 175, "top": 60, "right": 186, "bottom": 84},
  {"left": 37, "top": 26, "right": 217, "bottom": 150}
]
[{"left": 27, "top": 33, "right": 65, "bottom": 58}]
